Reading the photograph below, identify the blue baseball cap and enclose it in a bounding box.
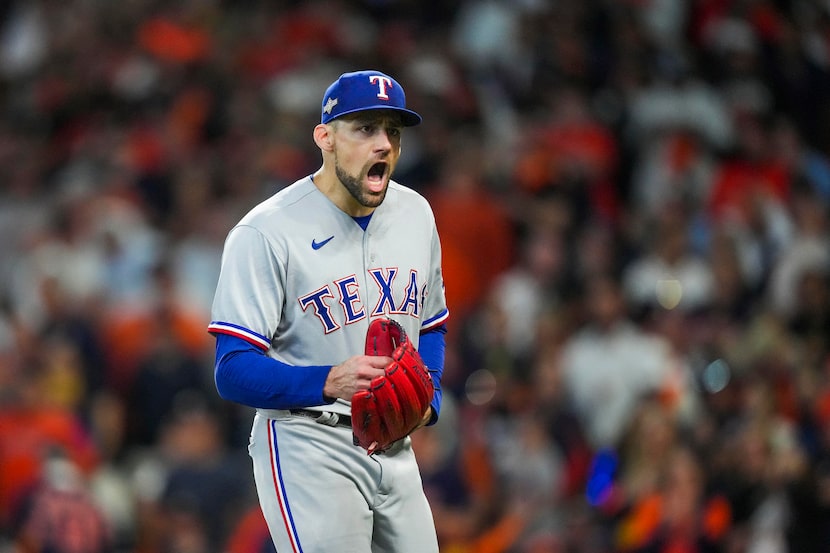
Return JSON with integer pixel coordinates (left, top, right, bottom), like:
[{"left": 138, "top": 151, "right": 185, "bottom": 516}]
[{"left": 321, "top": 70, "right": 422, "bottom": 127}]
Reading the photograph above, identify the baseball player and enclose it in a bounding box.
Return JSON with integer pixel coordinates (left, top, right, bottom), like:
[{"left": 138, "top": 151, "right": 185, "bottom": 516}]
[{"left": 208, "top": 70, "right": 449, "bottom": 553}]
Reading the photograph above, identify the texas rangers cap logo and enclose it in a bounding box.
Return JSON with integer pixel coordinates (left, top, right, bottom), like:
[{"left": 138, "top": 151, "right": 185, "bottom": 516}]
[{"left": 320, "top": 70, "right": 422, "bottom": 126}]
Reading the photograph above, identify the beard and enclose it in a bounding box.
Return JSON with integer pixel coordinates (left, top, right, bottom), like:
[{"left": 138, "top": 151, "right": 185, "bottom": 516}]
[{"left": 334, "top": 157, "right": 387, "bottom": 209}]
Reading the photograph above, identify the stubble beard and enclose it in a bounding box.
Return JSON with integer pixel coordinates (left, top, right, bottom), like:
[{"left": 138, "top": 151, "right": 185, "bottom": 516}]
[{"left": 334, "top": 158, "right": 386, "bottom": 209}]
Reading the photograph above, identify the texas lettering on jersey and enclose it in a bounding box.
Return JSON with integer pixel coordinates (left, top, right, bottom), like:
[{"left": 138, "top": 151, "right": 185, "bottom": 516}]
[{"left": 298, "top": 267, "right": 427, "bottom": 333}]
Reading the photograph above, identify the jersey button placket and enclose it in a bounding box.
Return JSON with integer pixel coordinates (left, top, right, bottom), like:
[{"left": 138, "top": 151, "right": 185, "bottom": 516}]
[{"left": 363, "top": 232, "right": 373, "bottom": 306}]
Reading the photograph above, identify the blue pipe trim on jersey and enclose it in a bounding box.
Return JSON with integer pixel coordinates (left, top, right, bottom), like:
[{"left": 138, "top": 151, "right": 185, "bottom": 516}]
[
  {"left": 421, "top": 308, "right": 449, "bottom": 331},
  {"left": 214, "top": 334, "right": 333, "bottom": 409},
  {"left": 208, "top": 320, "right": 271, "bottom": 350},
  {"left": 418, "top": 324, "right": 446, "bottom": 425}
]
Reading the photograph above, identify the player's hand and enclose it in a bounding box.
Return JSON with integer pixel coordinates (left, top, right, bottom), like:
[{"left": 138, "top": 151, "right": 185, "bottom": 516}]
[{"left": 323, "top": 355, "right": 390, "bottom": 401}]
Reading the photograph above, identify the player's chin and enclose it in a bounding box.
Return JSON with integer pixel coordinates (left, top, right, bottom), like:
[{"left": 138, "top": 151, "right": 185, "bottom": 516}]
[{"left": 360, "top": 190, "right": 386, "bottom": 208}]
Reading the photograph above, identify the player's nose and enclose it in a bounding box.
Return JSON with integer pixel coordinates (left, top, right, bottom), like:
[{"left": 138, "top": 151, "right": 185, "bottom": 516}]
[{"left": 373, "top": 129, "right": 393, "bottom": 152}]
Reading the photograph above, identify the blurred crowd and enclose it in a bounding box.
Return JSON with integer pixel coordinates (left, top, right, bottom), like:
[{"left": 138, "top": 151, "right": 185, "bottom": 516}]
[{"left": 1, "top": 0, "right": 829, "bottom": 552}]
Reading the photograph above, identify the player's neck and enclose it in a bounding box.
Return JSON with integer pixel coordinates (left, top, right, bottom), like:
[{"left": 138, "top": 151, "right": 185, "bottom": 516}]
[{"left": 311, "top": 169, "right": 376, "bottom": 218}]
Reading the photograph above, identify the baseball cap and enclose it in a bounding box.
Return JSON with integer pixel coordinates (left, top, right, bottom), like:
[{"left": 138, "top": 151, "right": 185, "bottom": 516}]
[{"left": 321, "top": 70, "right": 422, "bottom": 127}]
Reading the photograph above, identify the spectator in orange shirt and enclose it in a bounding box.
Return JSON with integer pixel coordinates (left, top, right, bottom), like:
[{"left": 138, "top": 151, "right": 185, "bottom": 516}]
[
  {"left": 0, "top": 365, "right": 100, "bottom": 532},
  {"left": 428, "top": 140, "right": 516, "bottom": 329}
]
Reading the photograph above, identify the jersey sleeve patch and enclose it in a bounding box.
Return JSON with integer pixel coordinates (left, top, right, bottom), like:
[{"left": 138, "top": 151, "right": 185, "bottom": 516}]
[{"left": 208, "top": 321, "right": 271, "bottom": 351}]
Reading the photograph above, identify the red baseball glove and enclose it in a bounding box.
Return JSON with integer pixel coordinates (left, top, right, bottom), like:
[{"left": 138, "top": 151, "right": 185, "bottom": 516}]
[{"left": 351, "top": 318, "right": 434, "bottom": 455}]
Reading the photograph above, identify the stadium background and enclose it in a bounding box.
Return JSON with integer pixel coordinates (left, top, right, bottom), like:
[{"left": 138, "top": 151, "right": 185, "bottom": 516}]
[{"left": 1, "top": 1, "right": 829, "bottom": 552}]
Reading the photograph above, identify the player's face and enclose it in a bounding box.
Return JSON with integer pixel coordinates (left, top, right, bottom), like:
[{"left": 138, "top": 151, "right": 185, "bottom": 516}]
[{"left": 331, "top": 112, "right": 403, "bottom": 209}]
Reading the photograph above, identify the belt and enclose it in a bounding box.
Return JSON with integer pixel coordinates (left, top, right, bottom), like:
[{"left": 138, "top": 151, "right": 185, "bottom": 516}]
[
  {"left": 289, "top": 409, "right": 352, "bottom": 428},
  {"left": 290, "top": 409, "right": 402, "bottom": 453}
]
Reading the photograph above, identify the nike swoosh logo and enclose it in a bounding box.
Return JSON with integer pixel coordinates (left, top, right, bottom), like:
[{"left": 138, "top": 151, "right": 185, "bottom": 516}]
[{"left": 311, "top": 236, "right": 334, "bottom": 250}]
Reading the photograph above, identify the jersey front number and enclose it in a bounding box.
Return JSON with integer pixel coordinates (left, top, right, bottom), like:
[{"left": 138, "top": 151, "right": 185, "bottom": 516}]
[{"left": 297, "top": 268, "right": 425, "bottom": 333}]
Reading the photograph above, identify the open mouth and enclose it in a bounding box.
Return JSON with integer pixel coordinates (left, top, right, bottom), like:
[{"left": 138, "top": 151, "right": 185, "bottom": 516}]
[{"left": 367, "top": 162, "right": 387, "bottom": 189}]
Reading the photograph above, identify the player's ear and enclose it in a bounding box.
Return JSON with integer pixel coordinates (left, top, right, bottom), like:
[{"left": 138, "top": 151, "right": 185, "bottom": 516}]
[{"left": 313, "top": 123, "right": 334, "bottom": 152}]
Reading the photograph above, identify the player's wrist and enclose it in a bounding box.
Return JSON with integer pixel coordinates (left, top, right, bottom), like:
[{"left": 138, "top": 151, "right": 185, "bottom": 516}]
[{"left": 322, "top": 369, "right": 337, "bottom": 403}]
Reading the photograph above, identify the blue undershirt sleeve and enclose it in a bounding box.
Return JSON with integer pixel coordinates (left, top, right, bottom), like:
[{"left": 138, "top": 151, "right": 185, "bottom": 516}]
[
  {"left": 418, "top": 324, "right": 447, "bottom": 425},
  {"left": 213, "top": 333, "right": 333, "bottom": 409}
]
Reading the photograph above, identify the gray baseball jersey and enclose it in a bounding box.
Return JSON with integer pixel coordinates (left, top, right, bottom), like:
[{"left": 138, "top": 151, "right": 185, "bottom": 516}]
[{"left": 208, "top": 175, "right": 449, "bottom": 415}]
